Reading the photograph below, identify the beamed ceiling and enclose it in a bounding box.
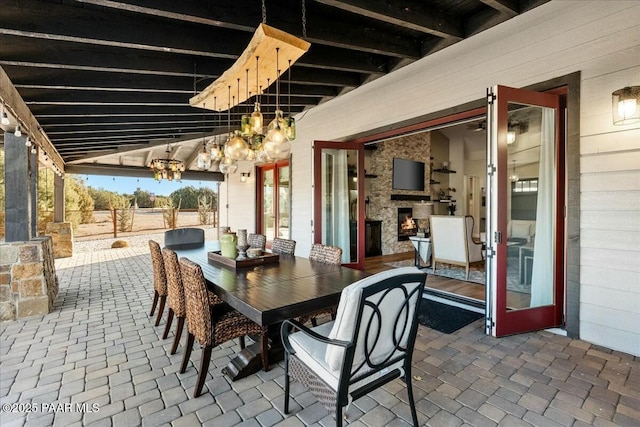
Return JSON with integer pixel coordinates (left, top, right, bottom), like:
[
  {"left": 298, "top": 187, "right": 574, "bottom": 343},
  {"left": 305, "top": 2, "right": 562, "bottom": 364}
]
[{"left": 0, "top": 0, "right": 549, "bottom": 173}]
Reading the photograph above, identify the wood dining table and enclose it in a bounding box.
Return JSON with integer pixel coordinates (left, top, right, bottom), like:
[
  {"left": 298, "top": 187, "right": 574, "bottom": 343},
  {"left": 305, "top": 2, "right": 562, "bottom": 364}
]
[{"left": 168, "top": 241, "right": 369, "bottom": 380}]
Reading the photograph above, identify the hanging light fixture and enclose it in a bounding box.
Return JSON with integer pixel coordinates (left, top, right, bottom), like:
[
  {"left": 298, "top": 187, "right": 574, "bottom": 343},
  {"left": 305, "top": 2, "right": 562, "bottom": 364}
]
[
  {"left": 509, "top": 160, "right": 519, "bottom": 182},
  {"left": 149, "top": 143, "right": 185, "bottom": 182},
  {"left": 1, "top": 109, "right": 9, "bottom": 125},
  {"left": 197, "top": 103, "right": 212, "bottom": 170},
  {"left": 612, "top": 86, "right": 640, "bottom": 125},
  {"left": 263, "top": 48, "right": 291, "bottom": 160},
  {"left": 14, "top": 124, "right": 21, "bottom": 137},
  {"left": 209, "top": 97, "right": 223, "bottom": 163},
  {"left": 507, "top": 125, "right": 516, "bottom": 145}
]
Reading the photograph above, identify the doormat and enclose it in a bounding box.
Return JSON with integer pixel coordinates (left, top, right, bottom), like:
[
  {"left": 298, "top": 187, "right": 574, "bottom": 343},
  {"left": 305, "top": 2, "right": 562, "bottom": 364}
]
[{"left": 417, "top": 298, "right": 483, "bottom": 334}]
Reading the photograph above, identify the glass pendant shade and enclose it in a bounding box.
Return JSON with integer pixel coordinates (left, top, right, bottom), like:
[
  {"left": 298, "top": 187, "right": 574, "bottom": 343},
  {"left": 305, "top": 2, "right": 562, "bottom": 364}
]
[
  {"left": 210, "top": 143, "right": 223, "bottom": 161},
  {"left": 250, "top": 102, "right": 264, "bottom": 134},
  {"left": 197, "top": 148, "right": 211, "bottom": 170},
  {"left": 219, "top": 157, "right": 238, "bottom": 174},
  {"left": 285, "top": 116, "right": 296, "bottom": 140},
  {"left": 263, "top": 124, "right": 291, "bottom": 160},
  {"left": 225, "top": 130, "right": 250, "bottom": 160},
  {"left": 268, "top": 110, "right": 287, "bottom": 132},
  {"left": 241, "top": 115, "right": 252, "bottom": 136}
]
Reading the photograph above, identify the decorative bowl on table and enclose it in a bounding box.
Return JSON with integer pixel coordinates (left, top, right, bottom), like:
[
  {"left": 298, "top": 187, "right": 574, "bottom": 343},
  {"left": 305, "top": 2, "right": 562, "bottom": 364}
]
[{"left": 246, "top": 248, "right": 262, "bottom": 259}]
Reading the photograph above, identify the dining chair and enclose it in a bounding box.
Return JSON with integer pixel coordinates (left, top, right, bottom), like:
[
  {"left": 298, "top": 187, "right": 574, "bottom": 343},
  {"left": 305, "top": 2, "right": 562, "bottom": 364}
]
[
  {"left": 271, "top": 238, "right": 296, "bottom": 255},
  {"left": 281, "top": 267, "right": 427, "bottom": 427},
  {"left": 309, "top": 243, "right": 342, "bottom": 265},
  {"left": 162, "top": 248, "right": 229, "bottom": 355},
  {"left": 178, "top": 257, "right": 267, "bottom": 397},
  {"left": 301, "top": 243, "right": 343, "bottom": 326},
  {"left": 248, "top": 233, "right": 266, "bottom": 250},
  {"left": 148, "top": 240, "right": 168, "bottom": 326},
  {"left": 164, "top": 228, "right": 205, "bottom": 247}
]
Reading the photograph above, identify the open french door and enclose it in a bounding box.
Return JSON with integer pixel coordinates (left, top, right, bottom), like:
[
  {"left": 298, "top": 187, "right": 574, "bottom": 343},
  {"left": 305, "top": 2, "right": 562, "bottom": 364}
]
[
  {"left": 486, "top": 85, "right": 565, "bottom": 337},
  {"left": 313, "top": 141, "right": 365, "bottom": 270}
]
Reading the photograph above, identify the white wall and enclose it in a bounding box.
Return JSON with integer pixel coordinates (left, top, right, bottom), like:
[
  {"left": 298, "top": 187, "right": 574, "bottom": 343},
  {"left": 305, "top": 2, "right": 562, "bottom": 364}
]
[{"left": 229, "top": 1, "right": 640, "bottom": 354}]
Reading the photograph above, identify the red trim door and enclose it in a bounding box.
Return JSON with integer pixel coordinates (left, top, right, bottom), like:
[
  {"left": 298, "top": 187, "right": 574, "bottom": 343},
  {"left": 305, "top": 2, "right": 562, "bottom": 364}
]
[
  {"left": 486, "top": 85, "right": 565, "bottom": 337},
  {"left": 313, "top": 141, "right": 365, "bottom": 270},
  {"left": 257, "top": 160, "right": 290, "bottom": 242}
]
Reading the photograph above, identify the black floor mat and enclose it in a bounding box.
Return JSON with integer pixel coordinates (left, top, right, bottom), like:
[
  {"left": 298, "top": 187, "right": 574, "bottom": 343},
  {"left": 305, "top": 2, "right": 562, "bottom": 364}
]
[{"left": 417, "top": 298, "right": 483, "bottom": 334}]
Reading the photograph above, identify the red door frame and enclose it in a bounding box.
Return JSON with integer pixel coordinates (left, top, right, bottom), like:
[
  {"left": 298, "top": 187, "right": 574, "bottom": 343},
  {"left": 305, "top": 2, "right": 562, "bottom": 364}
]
[
  {"left": 256, "top": 160, "right": 290, "bottom": 240},
  {"left": 491, "top": 85, "right": 565, "bottom": 336},
  {"left": 313, "top": 141, "right": 365, "bottom": 270}
]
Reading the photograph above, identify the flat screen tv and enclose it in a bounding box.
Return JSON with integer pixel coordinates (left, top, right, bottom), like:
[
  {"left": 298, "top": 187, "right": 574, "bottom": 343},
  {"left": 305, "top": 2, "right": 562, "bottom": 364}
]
[{"left": 392, "top": 158, "right": 425, "bottom": 191}]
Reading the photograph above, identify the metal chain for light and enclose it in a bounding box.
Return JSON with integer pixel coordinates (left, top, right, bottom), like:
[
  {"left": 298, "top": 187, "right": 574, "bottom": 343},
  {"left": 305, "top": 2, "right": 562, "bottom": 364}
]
[
  {"left": 302, "top": 0, "right": 307, "bottom": 38},
  {"left": 261, "top": 0, "right": 267, "bottom": 23}
]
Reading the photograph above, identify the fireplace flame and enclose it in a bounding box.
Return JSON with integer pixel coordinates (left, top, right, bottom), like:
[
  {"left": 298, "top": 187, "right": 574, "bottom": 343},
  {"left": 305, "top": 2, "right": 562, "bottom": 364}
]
[{"left": 400, "top": 215, "right": 416, "bottom": 231}]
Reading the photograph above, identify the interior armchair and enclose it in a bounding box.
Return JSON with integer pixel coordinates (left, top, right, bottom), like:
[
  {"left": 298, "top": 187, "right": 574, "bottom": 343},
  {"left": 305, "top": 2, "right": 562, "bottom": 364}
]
[
  {"left": 430, "top": 215, "right": 484, "bottom": 280},
  {"left": 280, "top": 267, "right": 427, "bottom": 426}
]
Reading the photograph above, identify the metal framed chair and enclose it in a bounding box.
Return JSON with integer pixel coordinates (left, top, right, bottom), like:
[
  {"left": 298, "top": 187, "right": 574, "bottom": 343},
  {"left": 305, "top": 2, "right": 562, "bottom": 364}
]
[
  {"left": 148, "top": 240, "right": 167, "bottom": 326},
  {"left": 248, "top": 233, "right": 266, "bottom": 250},
  {"left": 178, "top": 257, "right": 266, "bottom": 398},
  {"left": 164, "top": 228, "right": 205, "bottom": 247},
  {"left": 281, "top": 267, "right": 426, "bottom": 426},
  {"left": 271, "top": 238, "right": 296, "bottom": 255}
]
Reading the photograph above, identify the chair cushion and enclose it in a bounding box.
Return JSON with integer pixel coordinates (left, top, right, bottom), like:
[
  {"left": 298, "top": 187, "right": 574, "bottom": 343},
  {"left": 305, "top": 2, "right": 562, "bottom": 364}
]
[
  {"left": 289, "top": 322, "right": 404, "bottom": 392},
  {"left": 325, "top": 267, "right": 420, "bottom": 371}
]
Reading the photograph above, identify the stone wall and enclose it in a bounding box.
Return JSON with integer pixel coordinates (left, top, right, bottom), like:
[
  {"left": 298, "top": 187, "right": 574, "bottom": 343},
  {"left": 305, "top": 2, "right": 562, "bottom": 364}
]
[
  {"left": 0, "top": 236, "right": 59, "bottom": 321},
  {"left": 368, "top": 133, "right": 432, "bottom": 254},
  {"left": 45, "top": 221, "right": 74, "bottom": 258}
]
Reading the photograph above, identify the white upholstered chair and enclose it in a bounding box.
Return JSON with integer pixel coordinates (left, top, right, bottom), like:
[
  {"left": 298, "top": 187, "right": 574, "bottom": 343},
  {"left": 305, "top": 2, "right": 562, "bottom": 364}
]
[
  {"left": 430, "top": 215, "right": 484, "bottom": 280},
  {"left": 280, "top": 267, "right": 427, "bottom": 426}
]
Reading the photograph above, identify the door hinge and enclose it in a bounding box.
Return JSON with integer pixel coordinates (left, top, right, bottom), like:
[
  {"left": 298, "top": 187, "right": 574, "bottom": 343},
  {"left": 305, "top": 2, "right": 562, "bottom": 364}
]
[
  {"left": 487, "top": 164, "right": 496, "bottom": 176},
  {"left": 486, "top": 89, "right": 496, "bottom": 104},
  {"left": 486, "top": 317, "right": 495, "bottom": 328},
  {"left": 494, "top": 231, "right": 502, "bottom": 244},
  {"left": 486, "top": 248, "right": 496, "bottom": 258}
]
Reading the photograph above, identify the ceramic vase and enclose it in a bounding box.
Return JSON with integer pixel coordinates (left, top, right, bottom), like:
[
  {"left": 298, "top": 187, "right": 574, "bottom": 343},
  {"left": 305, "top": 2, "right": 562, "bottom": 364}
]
[
  {"left": 236, "top": 229, "right": 249, "bottom": 260},
  {"left": 220, "top": 231, "right": 238, "bottom": 259}
]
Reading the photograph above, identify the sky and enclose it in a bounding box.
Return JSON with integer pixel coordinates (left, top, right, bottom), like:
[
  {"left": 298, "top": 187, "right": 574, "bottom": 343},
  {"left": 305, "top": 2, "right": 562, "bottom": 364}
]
[{"left": 83, "top": 174, "right": 220, "bottom": 197}]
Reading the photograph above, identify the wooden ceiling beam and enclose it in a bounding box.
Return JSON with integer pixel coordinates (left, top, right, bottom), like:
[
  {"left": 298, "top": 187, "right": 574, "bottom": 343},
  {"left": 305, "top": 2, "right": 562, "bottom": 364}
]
[
  {"left": 315, "top": 0, "right": 464, "bottom": 40},
  {"left": 478, "top": 0, "right": 519, "bottom": 18}
]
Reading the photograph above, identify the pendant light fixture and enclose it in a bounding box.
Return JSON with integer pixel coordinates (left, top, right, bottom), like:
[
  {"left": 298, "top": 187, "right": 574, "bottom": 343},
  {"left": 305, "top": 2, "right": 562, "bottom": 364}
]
[
  {"left": 225, "top": 81, "right": 250, "bottom": 160},
  {"left": 197, "top": 103, "right": 212, "bottom": 170},
  {"left": 509, "top": 160, "right": 519, "bottom": 182},
  {"left": 250, "top": 56, "right": 264, "bottom": 135},
  {"left": 263, "top": 48, "right": 291, "bottom": 160}
]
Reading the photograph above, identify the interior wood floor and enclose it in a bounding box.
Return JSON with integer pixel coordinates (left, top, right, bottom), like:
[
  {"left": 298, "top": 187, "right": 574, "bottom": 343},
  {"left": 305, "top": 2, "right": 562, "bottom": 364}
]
[{"left": 364, "top": 251, "right": 531, "bottom": 308}]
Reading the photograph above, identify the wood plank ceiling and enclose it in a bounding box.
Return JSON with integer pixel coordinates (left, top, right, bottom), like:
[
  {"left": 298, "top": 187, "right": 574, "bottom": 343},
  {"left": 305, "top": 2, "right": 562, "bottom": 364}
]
[{"left": 0, "top": 0, "right": 549, "bottom": 171}]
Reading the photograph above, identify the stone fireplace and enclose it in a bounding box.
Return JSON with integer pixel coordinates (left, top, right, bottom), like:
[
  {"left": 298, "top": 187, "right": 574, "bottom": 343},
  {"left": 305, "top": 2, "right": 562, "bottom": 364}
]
[{"left": 397, "top": 207, "right": 417, "bottom": 241}]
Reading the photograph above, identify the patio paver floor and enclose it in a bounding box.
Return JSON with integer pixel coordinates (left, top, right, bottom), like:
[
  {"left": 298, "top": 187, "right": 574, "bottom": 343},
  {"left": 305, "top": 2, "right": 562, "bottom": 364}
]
[{"left": 1, "top": 238, "right": 638, "bottom": 426}]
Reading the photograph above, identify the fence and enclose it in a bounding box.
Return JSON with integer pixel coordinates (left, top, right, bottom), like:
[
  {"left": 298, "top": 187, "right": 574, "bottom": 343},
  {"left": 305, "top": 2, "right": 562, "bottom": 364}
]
[{"left": 0, "top": 208, "right": 218, "bottom": 240}]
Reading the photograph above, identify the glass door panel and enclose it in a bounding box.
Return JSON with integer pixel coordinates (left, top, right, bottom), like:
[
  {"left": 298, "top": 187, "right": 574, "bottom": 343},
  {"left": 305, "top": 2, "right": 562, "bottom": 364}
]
[
  {"left": 262, "top": 169, "right": 275, "bottom": 240},
  {"left": 313, "top": 142, "right": 365, "bottom": 269},
  {"left": 277, "top": 164, "right": 290, "bottom": 238},
  {"left": 486, "top": 85, "right": 564, "bottom": 337}
]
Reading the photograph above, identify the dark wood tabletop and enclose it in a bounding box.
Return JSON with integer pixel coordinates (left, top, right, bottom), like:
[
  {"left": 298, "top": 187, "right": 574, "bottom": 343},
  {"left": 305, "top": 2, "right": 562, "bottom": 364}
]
[{"left": 168, "top": 242, "right": 369, "bottom": 327}]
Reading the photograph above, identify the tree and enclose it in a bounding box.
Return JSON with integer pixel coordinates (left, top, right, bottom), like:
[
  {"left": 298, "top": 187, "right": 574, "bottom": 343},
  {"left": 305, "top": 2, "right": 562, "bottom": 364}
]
[{"left": 133, "top": 188, "right": 154, "bottom": 208}]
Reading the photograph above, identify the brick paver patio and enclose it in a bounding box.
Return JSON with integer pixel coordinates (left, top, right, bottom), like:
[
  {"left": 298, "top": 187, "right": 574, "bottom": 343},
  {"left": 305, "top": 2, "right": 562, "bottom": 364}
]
[{"left": 0, "top": 240, "right": 638, "bottom": 426}]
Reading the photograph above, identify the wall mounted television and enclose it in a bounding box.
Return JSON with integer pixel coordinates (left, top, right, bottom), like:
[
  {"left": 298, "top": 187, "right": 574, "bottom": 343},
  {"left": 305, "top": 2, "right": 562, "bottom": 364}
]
[{"left": 392, "top": 158, "right": 425, "bottom": 191}]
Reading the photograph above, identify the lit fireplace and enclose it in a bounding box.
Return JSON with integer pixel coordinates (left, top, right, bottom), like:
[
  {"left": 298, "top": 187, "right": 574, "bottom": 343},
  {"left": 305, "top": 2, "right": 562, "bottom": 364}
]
[{"left": 397, "top": 207, "right": 417, "bottom": 241}]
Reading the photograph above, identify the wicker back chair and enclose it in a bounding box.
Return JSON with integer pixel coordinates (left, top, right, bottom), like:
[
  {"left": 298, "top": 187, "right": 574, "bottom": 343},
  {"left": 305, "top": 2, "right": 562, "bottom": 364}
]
[
  {"left": 299, "top": 244, "right": 343, "bottom": 326},
  {"left": 281, "top": 268, "right": 427, "bottom": 427},
  {"left": 309, "top": 243, "right": 342, "bottom": 265},
  {"left": 271, "top": 238, "right": 296, "bottom": 255},
  {"left": 164, "top": 228, "right": 205, "bottom": 247},
  {"left": 248, "top": 233, "right": 266, "bottom": 250},
  {"left": 148, "top": 240, "right": 168, "bottom": 326},
  {"left": 178, "top": 257, "right": 266, "bottom": 397}
]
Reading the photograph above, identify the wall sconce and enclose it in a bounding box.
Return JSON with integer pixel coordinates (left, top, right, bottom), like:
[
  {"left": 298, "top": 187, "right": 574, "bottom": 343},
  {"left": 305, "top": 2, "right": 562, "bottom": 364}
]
[
  {"left": 240, "top": 172, "right": 251, "bottom": 182},
  {"left": 612, "top": 86, "right": 640, "bottom": 125}
]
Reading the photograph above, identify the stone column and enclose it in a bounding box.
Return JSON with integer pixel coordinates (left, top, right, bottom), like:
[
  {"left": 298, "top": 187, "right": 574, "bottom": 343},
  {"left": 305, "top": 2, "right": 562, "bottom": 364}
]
[
  {"left": 30, "top": 147, "right": 38, "bottom": 237},
  {"left": 54, "top": 172, "right": 65, "bottom": 223},
  {"left": 4, "top": 132, "right": 31, "bottom": 242}
]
